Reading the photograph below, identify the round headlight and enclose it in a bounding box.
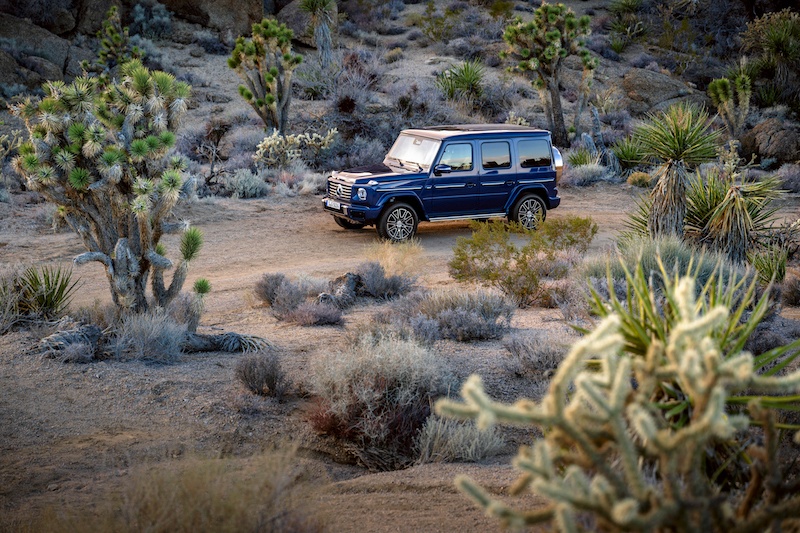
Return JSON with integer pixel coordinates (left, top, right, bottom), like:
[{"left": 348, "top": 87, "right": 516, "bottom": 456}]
[{"left": 357, "top": 187, "right": 367, "bottom": 201}]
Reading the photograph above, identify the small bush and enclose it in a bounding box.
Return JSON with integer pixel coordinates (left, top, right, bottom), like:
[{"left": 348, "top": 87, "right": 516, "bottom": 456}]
[
  {"left": 235, "top": 351, "right": 290, "bottom": 400},
  {"left": 271, "top": 279, "right": 307, "bottom": 319},
  {"left": 16, "top": 265, "right": 79, "bottom": 321},
  {"left": 561, "top": 163, "right": 610, "bottom": 186},
  {"left": 384, "top": 47, "right": 404, "bottom": 63},
  {"left": 782, "top": 270, "right": 800, "bottom": 306},
  {"left": 356, "top": 261, "right": 415, "bottom": 300},
  {"left": 566, "top": 148, "right": 599, "bottom": 167},
  {"left": 627, "top": 170, "right": 652, "bottom": 187},
  {"left": 415, "top": 416, "right": 504, "bottom": 464},
  {"left": 225, "top": 168, "right": 270, "bottom": 199},
  {"left": 255, "top": 273, "right": 287, "bottom": 306},
  {"left": 110, "top": 310, "right": 186, "bottom": 363},
  {"left": 308, "top": 334, "right": 452, "bottom": 470},
  {"left": 749, "top": 246, "right": 788, "bottom": 284},
  {"left": 503, "top": 332, "right": 567, "bottom": 377},
  {"left": 54, "top": 341, "right": 95, "bottom": 364},
  {"left": 284, "top": 302, "right": 343, "bottom": 327},
  {"left": 776, "top": 163, "right": 800, "bottom": 193},
  {"left": 611, "top": 137, "right": 644, "bottom": 170},
  {"left": 0, "top": 270, "right": 20, "bottom": 334},
  {"left": 129, "top": 0, "right": 172, "bottom": 38}
]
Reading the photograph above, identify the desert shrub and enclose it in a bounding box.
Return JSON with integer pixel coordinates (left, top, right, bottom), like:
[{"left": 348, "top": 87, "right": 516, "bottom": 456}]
[
  {"left": 384, "top": 47, "right": 404, "bottom": 63},
  {"left": 109, "top": 310, "right": 186, "bottom": 363},
  {"left": 782, "top": 270, "right": 800, "bottom": 306},
  {"left": 15, "top": 265, "right": 79, "bottom": 321},
  {"left": 192, "top": 29, "right": 231, "bottom": 55},
  {"left": 29, "top": 451, "right": 323, "bottom": 533},
  {"left": 437, "top": 273, "right": 800, "bottom": 531},
  {"left": 308, "top": 333, "right": 452, "bottom": 470},
  {"left": 415, "top": 416, "right": 504, "bottom": 464},
  {"left": 253, "top": 129, "right": 337, "bottom": 170},
  {"left": 284, "top": 302, "right": 343, "bottom": 326},
  {"left": 561, "top": 163, "right": 609, "bottom": 186},
  {"left": 355, "top": 262, "right": 415, "bottom": 300},
  {"left": 324, "top": 135, "right": 387, "bottom": 171},
  {"left": 53, "top": 341, "right": 95, "bottom": 364},
  {"left": 224, "top": 168, "right": 269, "bottom": 198},
  {"left": 748, "top": 245, "right": 788, "bottom": 284},
  {"left": 449, "top": 218, "right": 598, "bottom": 307},
  {"left": 129, "top": 0, "right": 172, "bottom": 38},
  {"left": 435, "top": 60, "right": 485, "bottom": 105},
  {"left": 566, "top": 148, "right": 598, "bottom": 167},
  {"left": 626, "top": 170, "right": 651, "bottom": 187},
  {"left": 255, "top": 273, "right": 287, "bottom": 306},
  {"left": 271, "top": 279, "right": 307, "bottom": 319},
  {"left": 235, "top": 351, "right": 290, "bottom": 400},
  {"left": 503, "top": 331, "right": 567, "bottom": 377},
  {"left": 775, "top": 163, "right": 800, "bottom": 193},
  {"left": 611, "top": 137, "right": 644, "bottom": 171},
  {"left": 395, "top": 289, "right": 515, "bottom": 342},
  {"left": 0, "top": 270, "right": 20, "bottom": 335}
]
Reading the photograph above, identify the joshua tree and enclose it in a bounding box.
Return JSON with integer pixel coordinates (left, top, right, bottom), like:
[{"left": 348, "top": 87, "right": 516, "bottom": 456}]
[
  {"left": 502, "top": 2, "right": 596, "bottom": 147},
  {"left": 707, "top": 63, "right": 751, "bottom": 139},
  {"left": 634, "top": 102, "right": 719, "bottom": 239},
  {"left": 11, "top": 61, "right": 195, "bottom": 313},
  {"left": 228, "top": 18, "right": 303, "bottom": 134},
  {"left": 300, "top": 0, "right": 336, "bottom": 69},
  {"left": 80, "top": 6, "right": 143, "bottom": 78}
]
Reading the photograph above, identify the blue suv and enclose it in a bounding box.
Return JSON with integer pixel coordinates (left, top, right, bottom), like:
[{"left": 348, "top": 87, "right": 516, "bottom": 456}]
[{"left": 323, "top": 125, "right": 563, "bottom": 241}]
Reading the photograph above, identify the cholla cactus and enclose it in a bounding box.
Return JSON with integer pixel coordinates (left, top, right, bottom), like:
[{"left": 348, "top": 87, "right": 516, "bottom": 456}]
[
  {"left": 502, "top": 2, "right": 596, "bottom": 147},
  {"left": 437, "top": 276, "right": 800, "bottom": 531},
  {"left": 253, "top": 128, "right": 337, "bottom": 169},
  {"left": 10, "top": 61, "right": 197, "bottom": 313},
  {"left": 228, "top": 19, "right": 303, "bottom": 134},
  {"left": 708, "top": 66, "right": 751, "bottom": 139}
]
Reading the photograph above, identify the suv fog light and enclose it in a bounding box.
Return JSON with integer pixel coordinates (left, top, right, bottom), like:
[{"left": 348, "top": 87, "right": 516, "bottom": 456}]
[{"left": 357, "top": 188, "right": 367, "bottom": 201}]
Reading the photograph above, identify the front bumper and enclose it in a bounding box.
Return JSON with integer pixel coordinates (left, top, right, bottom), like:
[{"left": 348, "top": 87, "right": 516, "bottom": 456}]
[{"left": 322, "top": 196, "right": 381, "bottom": 224}]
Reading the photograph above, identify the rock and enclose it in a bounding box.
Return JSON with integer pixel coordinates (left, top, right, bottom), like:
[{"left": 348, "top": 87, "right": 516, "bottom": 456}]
[
  {"left": 42, "top": 8, "right": 77, "bottom": 35},
  {"left": 317, "top": 272, "right": 360, "bottom": 309},
  {"left": 76, "top": 0, "right": 120, "bottom": 35},
  {"left": 0, "top": 13, "right": 70, "bottom": 68},
  {"left": 0, "top": 50, "right": 42, "bottom": 91},
  {"left": 18, "top": 56, "right": 63, "bottom": 81},
  {"left": 740, "top": 118, "right": 800, "bottom": 165},
  {"left": 157, "top": 0, "right": 262, "bottom": 37},
  {"left": 277, "top": 0, "right": 338, "bottom": 48},
  {"left": 64, "top": 45, "right": 95, "bottom": 78},
  {"left": 621, "top": 67, "right": 700, "bottom": 116}
]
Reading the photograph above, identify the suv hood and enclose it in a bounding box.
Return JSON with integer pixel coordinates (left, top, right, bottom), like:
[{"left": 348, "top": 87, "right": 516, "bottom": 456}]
[{"left": 333, "top": 163, "right": 424, "bottom": 183}]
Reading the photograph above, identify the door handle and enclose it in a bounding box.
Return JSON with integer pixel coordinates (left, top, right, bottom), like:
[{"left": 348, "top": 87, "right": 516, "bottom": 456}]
[{"left": 466, "top": 182, "right": 477, "bottom": 188}]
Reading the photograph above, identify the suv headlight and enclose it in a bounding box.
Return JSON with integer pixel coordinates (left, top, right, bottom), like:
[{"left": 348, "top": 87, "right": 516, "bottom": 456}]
[{"left": 357, "top": 187, "right": 367, "bottom": 201}]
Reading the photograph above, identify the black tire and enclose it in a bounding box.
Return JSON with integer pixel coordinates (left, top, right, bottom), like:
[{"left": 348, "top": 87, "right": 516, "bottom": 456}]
[
  {"left": 334, "top": 216, "right": 366, "bottom": 230},
  {"left": 510, "top": 194, "right": 546, "bottom": 230},
  {"left": 377, "top": 202, "right": 418, "bottom": 241}
]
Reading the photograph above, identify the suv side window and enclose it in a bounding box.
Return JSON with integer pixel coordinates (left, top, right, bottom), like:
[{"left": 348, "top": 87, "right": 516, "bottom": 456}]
[
  {"left": 481, "top": 142, "right": 511, "bottom": 169},
  {"left": 439, "top": 143, "right": 473, "bottom": 171},
  {"left": 518, "top": 139, "right": 552, "bottom": 168}
]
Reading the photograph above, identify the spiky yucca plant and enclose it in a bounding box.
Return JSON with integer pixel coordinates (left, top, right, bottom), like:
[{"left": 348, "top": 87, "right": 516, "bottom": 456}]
[
  {"left": 634, "top": 102, "right": 720, "bottom": 239},
  {"left": 437, "top": 273, "right": 800, "bottom": 531},
  {"left": 11, "top": 61, "right": 197, "bottom": 313},
  {"left": 707, "top": 68, "right": 751, "bottom": 139},
  {"left": 228, "top": 18, "right": 303, "bottom": 134}
]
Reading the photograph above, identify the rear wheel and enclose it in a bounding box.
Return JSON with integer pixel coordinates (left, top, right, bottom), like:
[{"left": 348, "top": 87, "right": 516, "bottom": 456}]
[
  {"left": 334, "top": 217, "right": 365, "bottom": 230},
  {"left": 511, "top": 194, "right": 546, "bottom": 230},
  {"left": 377, "top": 203, "right": 418, "bottom": 241}
]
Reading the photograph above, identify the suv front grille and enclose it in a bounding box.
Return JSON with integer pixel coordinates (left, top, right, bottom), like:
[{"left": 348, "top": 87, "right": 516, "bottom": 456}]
[{"left": 328, "top": 181, "right": 352, "bottom": 201}]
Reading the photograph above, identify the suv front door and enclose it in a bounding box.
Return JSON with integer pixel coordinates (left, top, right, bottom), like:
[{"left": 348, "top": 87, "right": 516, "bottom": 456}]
[{"left": 424, "top": 142, "right": 479, "bottom": 218}]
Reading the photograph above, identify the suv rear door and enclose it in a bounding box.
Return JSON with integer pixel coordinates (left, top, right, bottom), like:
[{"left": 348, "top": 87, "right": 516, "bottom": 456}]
[{"left": 478, "top": 140, "right": 515, "bottom": 214}]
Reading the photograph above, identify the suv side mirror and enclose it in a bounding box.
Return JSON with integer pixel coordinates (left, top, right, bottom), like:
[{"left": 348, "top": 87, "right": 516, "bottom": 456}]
[{"left": 433, "top": 164, "right": 452, "bottom": 176}]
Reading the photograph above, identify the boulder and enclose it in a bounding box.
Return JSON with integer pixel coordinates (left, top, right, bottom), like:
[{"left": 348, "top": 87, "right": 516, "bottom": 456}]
[
  {"left": 76, "top": 0, "right": 120, "bottom": 34},
  {"left": 157, "top": 0, "right": 262, "bottom": 36},
  {"left": 621, "top": 67, "right": 700, "bottom": 116},
  {"left": 41, "top": 7, "right": 77, "bottom": 36},
  {"left": 0, "top": 49, "right": 43, "bottom": 91},
  {"left": 65, "top": 45, "right": 95, "bottom": 77},
  {"left": 0, "top": 13, "right": 70, "bottom": 68},
  {"left": 277, "top": 0, "right": 338, "bottom": 48},
  {"left": 18, "top": 55, "right": 63, "bottom": 81},
  {"left": 740, "top": 118, "right": 800, "bottom": 165}
]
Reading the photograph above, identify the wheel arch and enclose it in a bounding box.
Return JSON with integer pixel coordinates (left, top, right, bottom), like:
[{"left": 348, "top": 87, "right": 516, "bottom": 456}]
[
  {"left": 506, "top": 186, "right": 550, "bottom": 215},
  {"left": 379, "top": 194, "right": 426, "bottom": 221}
]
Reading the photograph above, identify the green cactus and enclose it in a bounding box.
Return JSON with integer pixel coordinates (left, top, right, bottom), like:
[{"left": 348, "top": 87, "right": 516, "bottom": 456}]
[
  {"left": 228, "top": 18, "right": 303, "bottom": 134},
  {"left": 80, "top": 7, "right": 143, "bottom": 78},
  {"left": 708, "top": 69, "right": 751, "bottom": 139},
  {"left": 437, "top": 273, "right": 800, "bottom": 531},
  {"left": 502, "top": 2, "right": 596, "bottom": 147},
  {"left": 10, "top": 61, "right": 197, "bottom": 313}
]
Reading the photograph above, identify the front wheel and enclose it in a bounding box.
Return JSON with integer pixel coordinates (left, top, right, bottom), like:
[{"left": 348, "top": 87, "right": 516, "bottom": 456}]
[
  {"left": 377, "top": 203, "right": 418, "bottom": 241},
  {"left": 510, "top": 194, "right": 546, "bottom": 230},
  {"left": 334, "top": 217, "right": 366, "bottom": 230}
]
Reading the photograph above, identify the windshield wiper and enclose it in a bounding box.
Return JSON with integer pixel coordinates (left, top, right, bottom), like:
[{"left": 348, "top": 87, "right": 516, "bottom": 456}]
[{"left": 399, "top": 159, "right": 421, "bottom": 172}]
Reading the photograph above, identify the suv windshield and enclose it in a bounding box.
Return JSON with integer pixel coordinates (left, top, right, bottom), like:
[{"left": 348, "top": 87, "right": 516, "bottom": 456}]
[{"left": 385, "top": 134, "right": 440, "bottom": 171}]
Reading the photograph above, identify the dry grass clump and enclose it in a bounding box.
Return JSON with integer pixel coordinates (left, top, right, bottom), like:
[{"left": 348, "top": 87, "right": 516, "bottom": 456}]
[
  {"left": 355, "top": 261, "right": 416, "bottom": 300},
  {"left": 24, "top": 450, "right": 323, "bottom": 533},
  {"left": 283, "top": 302, "right": 343, "bottom": 326},
  {"left": 415, "top": 415, "right": 504, "bottom": 464},
  {"left": 108, "top": 310, "right": 187, "bottom": 363},
  {"left": 235, "top": 350, "right": 290, "bottom": 401},
  {"left": 363, "top": 237, "right": 425, "bottom": 275},
  {"left": 503, "top": 331, "right": 568, "bottom": 378},
  {"left": 308, "top": 333, "right": 453, "bottom": 470}
]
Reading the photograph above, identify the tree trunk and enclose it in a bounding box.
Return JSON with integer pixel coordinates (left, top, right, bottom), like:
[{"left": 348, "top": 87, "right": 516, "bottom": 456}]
[
  {"left": 547, "top": 75, "right": 568, "bottom": 147},
  {"left": 648, "top": 161, "right": 687, "bottom": 239}
]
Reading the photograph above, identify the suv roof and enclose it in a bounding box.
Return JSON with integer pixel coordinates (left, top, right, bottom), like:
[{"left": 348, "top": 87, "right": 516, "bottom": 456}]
[{"left": 402, "top": 124, "right": 550, "bottom": 141}]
